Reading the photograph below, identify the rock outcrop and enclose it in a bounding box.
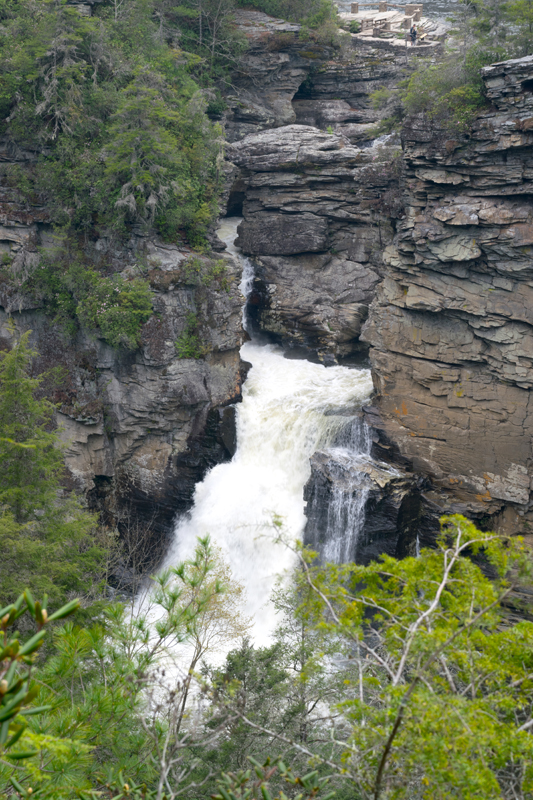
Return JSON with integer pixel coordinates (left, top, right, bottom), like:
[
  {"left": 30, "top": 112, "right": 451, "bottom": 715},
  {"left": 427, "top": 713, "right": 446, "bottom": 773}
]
[
  {"left": 223, "top": 11, "right": 336, "bottom": 143},
  {"left": 228, "top": 124, "right": 400, "bottom": 361},
  {"left": 223, "top": 12, "right": 406, "bottom": 145},
  {"left": 362, "top": 54, "right": 533, "bottom": 536},
  {"left": 291, "top": 46, "right": 403, "bottom": 143},
  {"left": 0, "top": 139, "right": 245, "bottom": 542}
]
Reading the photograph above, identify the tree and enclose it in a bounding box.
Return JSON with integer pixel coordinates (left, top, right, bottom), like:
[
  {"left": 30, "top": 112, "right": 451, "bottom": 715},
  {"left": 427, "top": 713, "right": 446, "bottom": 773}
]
[
  {"left": 0, "top": 538, "right": 251, "bottom": 799},
  {"left": 0, "top": 590, "right": 81, "bottom": 799},
  {"left": 215, "top": 516, "right": 533, "bottom": 800},
  {"left": 195, "top": 576, "right": 357, "bottom": 799},
  {"left": 0, "top": 329, "right": 64, "bottom": 523},
  {"left": 0, "top": 330, "right": 106, "bottom": 605},
  {"left": 0, "top": 0, "right": 226, "bottom": 247}
]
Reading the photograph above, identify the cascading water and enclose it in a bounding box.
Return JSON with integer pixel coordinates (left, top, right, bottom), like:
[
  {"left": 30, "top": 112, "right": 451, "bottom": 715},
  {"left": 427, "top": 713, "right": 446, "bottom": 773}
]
[
  {"left": 163, "top": 219, "right": 374, "bottom": 643},
  {"left": 321, "top": 419, "right": 373, "bottom": 564}
]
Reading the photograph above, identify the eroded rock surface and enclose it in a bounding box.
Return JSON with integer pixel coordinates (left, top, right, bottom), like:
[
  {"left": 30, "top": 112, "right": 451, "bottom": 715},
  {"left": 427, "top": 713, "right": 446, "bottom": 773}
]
[
  {"left": 362, "top": 55, "right": 533, "bottom": 532},
  {"left": 224, "top": 13, "right": 406, "bottom": 145},
  {"left": 223, "top": 11, "right": 336, "bottom": 143},
  {"left": 291, "top": 47, "right": 403, "bottom": 143},
  {"left": 304, "top": 450, "right": 428, "bottom": 563},
  {"left": 228, "top": 125, "right": 400, "bottom": 360}
]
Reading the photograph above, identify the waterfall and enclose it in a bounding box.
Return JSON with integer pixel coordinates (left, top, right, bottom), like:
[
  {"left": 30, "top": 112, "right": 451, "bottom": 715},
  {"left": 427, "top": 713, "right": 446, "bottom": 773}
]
[
  {"left": 163, "top": 219, "right": 373, "bottom": 644},
  {"left": 322, "top": 418, "right": 373, "bottom": 564},
  {"left": 218, "top": 217, "right": 254, "bottom": 331}
]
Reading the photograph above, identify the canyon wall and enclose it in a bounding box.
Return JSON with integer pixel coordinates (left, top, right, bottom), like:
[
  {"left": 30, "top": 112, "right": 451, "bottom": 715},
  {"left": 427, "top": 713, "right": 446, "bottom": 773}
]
[
  {"left": 228, "top": 125, "right": 400, "bottom": 361},
  {"left": 2, "top": 17, "right": 382, "bottom": 546},
  {"left": 8, "top": 11, "right": 533, "bottom": 549},
  {"left": 228, "top": 38, "right": 533, "bottom": 543},
  {"left": 362, "top": 55, "right": 533, "bottom": 540},
  {"left": 0, "top": 137, "right": 245, "bottom": 544}
]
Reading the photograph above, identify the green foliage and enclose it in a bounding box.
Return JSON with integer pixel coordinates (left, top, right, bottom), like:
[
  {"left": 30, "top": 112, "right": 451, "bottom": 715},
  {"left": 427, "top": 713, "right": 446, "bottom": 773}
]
[
  {"left": 76, "top": 275, "right": 153, "bottom": 350},
  {"left": 292, "top": 514, "right": 533, "bottom": 799},
  {"left": 401, "top": 57, "right": 489, "bottom": 133},
  {"left": 387, "top": 0, "right": 533, "bottom": 135},
  {"left": 28, "top": 250, "right": 153, "bottom": 350},
  {"left": 0, "top": 0, "right": 227, "bottom": 247},
  {"left": 214, "top": 757, "right": 335, "bottom": 800},
  {"left": 0, "top": 330, "right": 64, "bottom": 523},
  {"left": 0, "top": 589, "right": 80, "bottom": 789},
  {"left": 369, "top": 87, "right": 392, "bottom": 110},
  {"left": 3, "top": 499, "right": 533, "bottom": 800},
  {"left": 234, "top": 0, "right": 338, "bottom": 32},
  {"left": 0, "top": 538, "right": 251, "bottom": 799},
  {"left": 175, "top": 312, "right": 205, "bottom": 359},
  {"left": 0, "top": 331, "right": 106, "bottom": 605},
  {"left": 179, "top": 255, "right": 230, "bottom": 290}
]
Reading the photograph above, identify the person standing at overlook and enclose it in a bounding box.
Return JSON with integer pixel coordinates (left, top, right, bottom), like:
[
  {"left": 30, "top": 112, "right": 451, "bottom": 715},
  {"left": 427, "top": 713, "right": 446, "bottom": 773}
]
[{"left": 410, "top": 23, "right": 417, "bottom": 45}]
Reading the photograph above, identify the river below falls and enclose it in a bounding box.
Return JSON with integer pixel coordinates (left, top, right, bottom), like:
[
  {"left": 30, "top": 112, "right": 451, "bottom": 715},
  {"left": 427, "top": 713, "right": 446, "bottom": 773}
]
[{"left": 162, "top": 219, "right": 373, "bottom": 645}]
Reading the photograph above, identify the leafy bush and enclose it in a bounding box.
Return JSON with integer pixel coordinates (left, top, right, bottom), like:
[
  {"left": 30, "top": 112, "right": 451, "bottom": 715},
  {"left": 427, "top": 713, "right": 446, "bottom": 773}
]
[
  {"left": 175, "top": 312, "right": 205, "bottom": 359},
  {"left": 28, "top": 253, "right": 153, "bottom": 350},
  {"left": 401, "top": 58, "right": 488, "bottom": 133},
  {"left": 77, "top": 276, "right": 153, "bottom": 350}
]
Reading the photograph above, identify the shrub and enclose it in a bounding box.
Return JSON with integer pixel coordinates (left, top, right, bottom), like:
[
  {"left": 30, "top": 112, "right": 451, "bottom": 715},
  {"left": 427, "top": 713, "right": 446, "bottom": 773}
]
[
  {"left": 175, "top": 312, "right": 205, "bottom": 359},
  {"left": 28, "top": 253, "right": 153, "bottom": 350},
  {"left": 77, "top": 276, "right": 154, "bottom": 349}
]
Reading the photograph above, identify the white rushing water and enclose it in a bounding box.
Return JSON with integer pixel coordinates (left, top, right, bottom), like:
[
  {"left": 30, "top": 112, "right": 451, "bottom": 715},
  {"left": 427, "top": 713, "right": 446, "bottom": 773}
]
[
  {"left": 323, "top": 424, "right": 373, "bottom": 565},
  {"left": 163, "top": 219, "right": 373, "bottom": 645}
]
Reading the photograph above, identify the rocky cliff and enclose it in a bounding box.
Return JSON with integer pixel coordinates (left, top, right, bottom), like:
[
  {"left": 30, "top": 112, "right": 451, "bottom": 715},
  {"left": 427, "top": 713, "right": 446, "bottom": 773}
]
[
  {"left": 228, "top": 125, "right": 401, "bottom": 361},
  {"left": 223, "top": 10, "right": 405, "bottom": 145},
  {"left": 362, "top": 54, "right": 533, "bottom": 539},
  {"left": 0, "top": 137, "right": 245, "bottom": 547},
  {"left": 1, "top": 12, "right": 408, "bottom": 553},
  {"left": 229, "top": 40, "right": 533, "bottom": 543}
]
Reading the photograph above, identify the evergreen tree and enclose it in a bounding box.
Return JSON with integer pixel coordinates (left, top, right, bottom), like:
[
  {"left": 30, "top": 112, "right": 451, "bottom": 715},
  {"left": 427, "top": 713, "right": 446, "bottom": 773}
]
[
  {"left": 0, "top": 329, "right": 106, "bottom": 605},
  {"left": 0, "top": 329, "right": 64, "bottom": 522}
]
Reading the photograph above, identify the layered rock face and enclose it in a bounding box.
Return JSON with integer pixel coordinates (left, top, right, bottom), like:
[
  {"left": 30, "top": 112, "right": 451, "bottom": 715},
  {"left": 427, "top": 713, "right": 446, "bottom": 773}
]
[
  {"left": 291, "top": 45, "right": 403, "bottom": 143},
  {"left": 0, "top": 140, "right": 245, "bottom": 540},
  {"left": 223, "top": 11, "right": 336, "bottom": 143},
  {"left": 228, "top": 125, "right": 400, "bottom": 360},
  {"left": 362, "top": 55, "right": 533, "bottom": 533},
  {"left": 224, "top": 13, "right": 405, "bottom": 146}
]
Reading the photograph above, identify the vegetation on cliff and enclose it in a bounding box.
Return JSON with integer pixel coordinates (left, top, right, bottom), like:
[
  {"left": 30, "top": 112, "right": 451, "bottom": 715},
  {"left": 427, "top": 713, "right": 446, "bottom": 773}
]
[
  {"left": 0, "top": 331, "right": 108, "bottom": 607},
  {"left": 375, "top": 0, "right": 533, "bottom": 134},
  {"left": 0, "top": 0, "right": 230, "bottom": 245}
]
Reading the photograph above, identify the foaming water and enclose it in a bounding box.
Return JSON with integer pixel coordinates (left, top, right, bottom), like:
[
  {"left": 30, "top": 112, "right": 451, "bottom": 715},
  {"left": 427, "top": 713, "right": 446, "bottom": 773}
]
[
  {"left": 159, "top": 217, "right": 373, "bottom": 646},
  {"left": 164, "top": 341, "right": 373, "bottom": 644}
]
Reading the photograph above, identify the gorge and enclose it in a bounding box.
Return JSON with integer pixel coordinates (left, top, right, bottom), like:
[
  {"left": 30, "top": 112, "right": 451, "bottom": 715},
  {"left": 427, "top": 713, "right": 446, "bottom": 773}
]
[
  {"left": 6, "top": 2, "right": 533, "bottom": 795},
  {"left": 2, "top": 5, "right": 533, "bottom": 591}
]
